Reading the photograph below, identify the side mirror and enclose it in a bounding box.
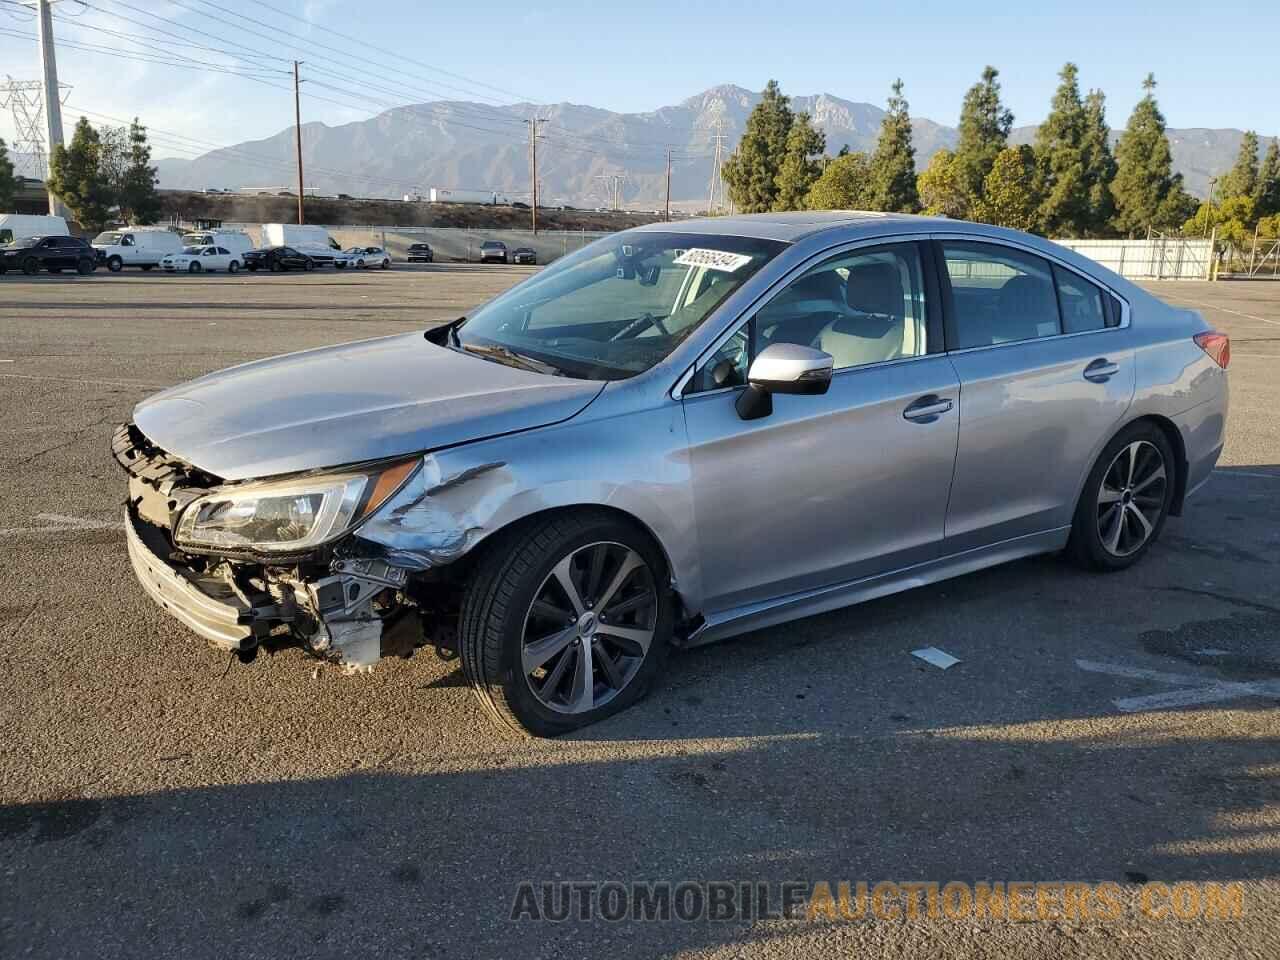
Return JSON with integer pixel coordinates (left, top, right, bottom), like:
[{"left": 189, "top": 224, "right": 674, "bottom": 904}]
[{"left": 735, "top": 343, "right": 834, "bottom": 421}]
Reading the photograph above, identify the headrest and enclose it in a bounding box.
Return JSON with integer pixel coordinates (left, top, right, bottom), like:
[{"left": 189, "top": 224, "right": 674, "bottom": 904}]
[{"left": 845, "top": 261, "right": 904, "bottom": 319}]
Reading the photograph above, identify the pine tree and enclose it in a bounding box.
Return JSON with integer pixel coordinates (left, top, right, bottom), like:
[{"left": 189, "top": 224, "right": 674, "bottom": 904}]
[
  {"left": 120, "top": 119, "right": 161, "bottom": 224},
  {"left": 805, "top": 152, "right": 873, "bottom": 210},
  {"left": 869, "top": 79, "right": 918, "bottom": 212},
  {"left": 1111, "top": 74, "right": 1193, "bottom": 235},
  {"left": 0, "top": 137, "right": 15, "bottom": 210},
  {"left": 1080, "top": 89, "right": 1117, "bottom": 235},
  {"left": 1035, "top": 63, "right": 1090, "bottom": 236},
  {"left": 721, "top": 80, "right": 794, "bottom": 213},
  {"left": 917, "top": 149, "right": 970, "bottom": 219},
  {"left": 973, "top": 145, "right": 1042, "bottom": 232},
  {"left": 1252, "top": 138, "right": 1280, "bottom": 219},
  {"left": 47, "top": 117, "right": 111, "bottom": 231},
  {"left": 772, "top": 112, "right": 826, "bottom": 211},
  {"left": 955, "top": 66, "right": 1013, "bottom": 201},
  {"left": 1220, "top": 131, "right": 1260, "bottom": 199}
]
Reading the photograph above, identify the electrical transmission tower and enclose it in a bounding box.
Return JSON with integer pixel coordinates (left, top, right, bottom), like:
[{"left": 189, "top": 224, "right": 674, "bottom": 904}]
[
  {"left": 706, "top": 117, "right": 728, "bottom": 215},
  {"left": 3, "top": 0, "right": 72, "bottom": 214},
  {"left": 1, "top": 78, "right": 52, "bottom": 178},
  {"left": 593, "top": 173, "right": 625, "bottom": 211}
]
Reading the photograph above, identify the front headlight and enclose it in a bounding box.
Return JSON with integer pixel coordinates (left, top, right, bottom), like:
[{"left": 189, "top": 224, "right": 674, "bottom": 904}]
[{"left": 174, "top": 460, "right": 418, "bottom": 554}]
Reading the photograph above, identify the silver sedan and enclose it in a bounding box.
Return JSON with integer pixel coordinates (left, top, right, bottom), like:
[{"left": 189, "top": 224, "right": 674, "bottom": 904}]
[{"left": 115, "top": 213, "right": 1229, "bottom": 735}]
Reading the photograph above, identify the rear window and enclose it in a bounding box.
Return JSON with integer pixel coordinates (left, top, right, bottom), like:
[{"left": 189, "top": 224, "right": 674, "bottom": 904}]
[{"left": 1053, "top": 265, "right": 1112, "bottom": 333}]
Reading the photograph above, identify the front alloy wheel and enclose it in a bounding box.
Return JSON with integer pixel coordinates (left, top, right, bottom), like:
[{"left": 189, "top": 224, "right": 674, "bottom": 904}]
[
  {"left": 459, "top": 512, "right": 673, "bottom": 736},
  {"left": 521, "top": 542, "right": 658, "bottom": 715}
]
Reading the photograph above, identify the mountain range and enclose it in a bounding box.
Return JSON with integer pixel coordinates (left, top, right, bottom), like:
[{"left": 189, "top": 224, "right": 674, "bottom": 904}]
[{"left": 151, "top": 84, "right": 1268, "bottom": 207}]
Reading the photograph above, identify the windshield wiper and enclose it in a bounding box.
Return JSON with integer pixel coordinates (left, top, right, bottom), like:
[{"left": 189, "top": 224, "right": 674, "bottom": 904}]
[{"left": 460, "top": 342, "right": 562, "bottom": 376}]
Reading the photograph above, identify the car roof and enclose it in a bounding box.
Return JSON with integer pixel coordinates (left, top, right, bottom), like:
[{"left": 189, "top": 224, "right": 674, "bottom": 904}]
[{"left": 630, "top": 210, "right": 1044, "bottom": 243}]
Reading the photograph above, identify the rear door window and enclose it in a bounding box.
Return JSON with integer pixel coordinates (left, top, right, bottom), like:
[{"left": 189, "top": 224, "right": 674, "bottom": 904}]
[
  {"left": 1053, "top": 265, "right": 1115, "bottom": 333},
  {"left": 942, "top": 242, "right": 1061, "bottom": 348}
]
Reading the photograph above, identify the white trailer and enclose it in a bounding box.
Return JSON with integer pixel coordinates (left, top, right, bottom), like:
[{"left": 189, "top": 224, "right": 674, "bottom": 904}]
[
  {"left": 0, "top": 214, "right": 69, "bottom": 245},
  {"left": 182, "top": 229, "right": 255, "bottom": 256},
  {"left": 428, "top": 188, "right": 498, "bottom": 205}
]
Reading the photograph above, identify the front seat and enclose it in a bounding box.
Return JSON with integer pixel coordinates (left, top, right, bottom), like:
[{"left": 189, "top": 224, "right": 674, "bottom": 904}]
[
  {"left": 818, "top": 261, "right": 905, "bottom": 368},
  {"left": 756, "top": 269, "right": 847, "bottom": 347}
]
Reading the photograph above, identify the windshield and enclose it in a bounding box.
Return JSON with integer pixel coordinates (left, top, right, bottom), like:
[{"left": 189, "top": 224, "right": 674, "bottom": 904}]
[
  {"left": 454, "top": 231, "right": 787, "bottom": 380},
  {"left": 93, "top": 231, "right": 122, "bottom": 245}
]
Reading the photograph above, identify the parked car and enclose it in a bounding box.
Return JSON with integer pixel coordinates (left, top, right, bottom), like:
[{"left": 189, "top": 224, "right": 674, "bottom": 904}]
[
  {"left": 511, "top": 247, "right": 537, "bottom": 265},
  {"left": 479, "top": 240, "right": 508, "bottom": 264},
  {"left": 92, "top": 228, "right": 185, "bottom": 272},
  {"left": 114, "top": 213, "right": 1229, "bottom": 736},
  {"left": 406, "top": 242, "right": 434, "bottom": 263},
  {"left": 0, "top": 234, "right": 97, "bottom": 275},
  {"left": 242, "top": 246, "right": 315, "bottom": 272},
  {"left": 344, "top": 246, "right": 392, "bottom": 269},
  {"left": 161, "top": 245, "right": 243, "bottom": 273}
]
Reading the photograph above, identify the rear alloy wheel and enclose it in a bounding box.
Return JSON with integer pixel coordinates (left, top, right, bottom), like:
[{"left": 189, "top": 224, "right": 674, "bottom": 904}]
[
  {"left": 228, "top": 260, "right": 239, "bottom": 273},
  {"left": 380, "top": 259, "right": 390, "bottom": 270},
  {"left": 460, "top": 513, "right": 673, "bottom": 736},
  {"left": 77, "top": 257, "right": 95, "bottom": 275},
  {"left": 1068, "top": 423, "right": 1175, "bottom": 571}
]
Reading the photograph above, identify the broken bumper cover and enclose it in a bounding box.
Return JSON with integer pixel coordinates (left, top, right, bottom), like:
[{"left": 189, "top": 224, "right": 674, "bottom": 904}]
[{"left": 124, "top": 507, "right": 253, "bottom": 651}]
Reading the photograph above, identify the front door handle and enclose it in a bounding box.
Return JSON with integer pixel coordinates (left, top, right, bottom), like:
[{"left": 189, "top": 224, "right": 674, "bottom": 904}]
[
  {"left": 1084, "top": 358, "right": 1120, "bottom": 382},
  {"left": 903, "top": 394, "right": 954, "bottom": 423}
]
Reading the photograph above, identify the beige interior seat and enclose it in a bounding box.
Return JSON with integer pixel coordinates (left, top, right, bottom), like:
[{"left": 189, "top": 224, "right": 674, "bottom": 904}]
[{"left": 818, "top": 261, "right": 906, "bottom": 368}]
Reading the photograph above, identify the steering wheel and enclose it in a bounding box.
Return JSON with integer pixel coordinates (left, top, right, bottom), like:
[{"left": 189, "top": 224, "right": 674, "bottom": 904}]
[{"left": 611, "top": 312, "right": 669, "bottom": 340}]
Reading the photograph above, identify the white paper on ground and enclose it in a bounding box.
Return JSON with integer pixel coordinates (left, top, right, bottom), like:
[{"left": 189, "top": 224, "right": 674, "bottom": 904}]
[{"left": 911, "top": 647, "right": 961, "bottom": 670}]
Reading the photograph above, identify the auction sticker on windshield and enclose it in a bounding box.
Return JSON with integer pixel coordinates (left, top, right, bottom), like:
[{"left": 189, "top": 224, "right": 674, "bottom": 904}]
[{"left": 673, "top": 248, "right": 754, "bottom": 272}]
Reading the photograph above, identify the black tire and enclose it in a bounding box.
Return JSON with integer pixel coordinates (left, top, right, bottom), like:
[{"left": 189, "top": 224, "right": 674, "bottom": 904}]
[
  {"left": 247, "top": 263, "right": 258, "bottom": 272},
  {"left": 48, "top": 267, "right": 62, "bottom": 274},
  {"left": 141, "top": 265, "right": 153, "bottom": 272},
  {"left": 1067, "top": 421, "right": 1177, "bottom": 571},
  {"left": 228, "top": 260, "right": 239, "bottom": 273},
  {"left": 189, "top": 261, "right": 202, "bottom": 273},
  {"left": 304, "top": 259, "right": 315, "bottom": 272},
  {"left": 77, "top": 257, "right": 95, "bottom": 275},
  {"left": 107, "top": 256, "right": 123, "bottom": 273},
  {"left": 459, "top": 511, "right": 674, "bottom": 737},
  {"left": 22, "top": 257, "right": 39, "bottom": 275},
  {"left": 270, "top": 260, "right": 284, "bottom": 273},
  {"left": 380, "top": 259, "right": 390, "bottom": 270}
]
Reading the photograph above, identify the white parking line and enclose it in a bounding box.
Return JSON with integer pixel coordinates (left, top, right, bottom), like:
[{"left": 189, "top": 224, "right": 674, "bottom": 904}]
[
  {"left": 0, "top": 513, "right": 121, "bottom": 538},
  {"left": 0, "top": 372, "right": 168, "bottom": 389},
  {"left": 1159, "top": 294, "right": 1280, "bottom": 327},
  {"left": 1075, "top": 658, "right": 1280, "bottom": 712}
]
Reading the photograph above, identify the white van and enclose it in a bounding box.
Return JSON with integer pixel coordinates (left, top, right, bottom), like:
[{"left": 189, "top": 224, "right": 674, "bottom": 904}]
[
  {"left": 92, "top": 228, "right": 185, "bottom": 272},
  {"left": 0, "top": 214, "right": 69, "bottom": 246},
  {"left": 181, "top": 229, "right": 254, "bottom": 257}
]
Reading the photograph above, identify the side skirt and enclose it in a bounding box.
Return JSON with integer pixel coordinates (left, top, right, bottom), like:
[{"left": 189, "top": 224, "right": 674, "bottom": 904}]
[{"left": 683, "top": 527, "right": 1071, "bottom": 648}]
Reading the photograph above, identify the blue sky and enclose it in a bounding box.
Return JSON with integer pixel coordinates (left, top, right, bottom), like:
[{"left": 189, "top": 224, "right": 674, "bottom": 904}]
[{"left": 0, "top": 0, "right": 1275, "bottom": 162}]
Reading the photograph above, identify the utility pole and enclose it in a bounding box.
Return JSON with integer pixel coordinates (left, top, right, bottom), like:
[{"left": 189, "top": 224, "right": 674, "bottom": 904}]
[
  {"left": 293, "top": 60, "right": 305, "bottom": 225},
  {"left": 664, "top": 149, "right": 672, "bottom": 222},
  {"left": 526, "top": 117, "right": 544, "bottom": 234},
  {"left": 35, "top": 0, "right": 66, "bottom": 217}
]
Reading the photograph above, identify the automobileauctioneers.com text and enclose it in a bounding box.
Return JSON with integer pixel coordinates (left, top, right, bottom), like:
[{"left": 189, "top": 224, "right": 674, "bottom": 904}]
[{"left": 510, "top": 880, "right": 1245, "bottom": 923}]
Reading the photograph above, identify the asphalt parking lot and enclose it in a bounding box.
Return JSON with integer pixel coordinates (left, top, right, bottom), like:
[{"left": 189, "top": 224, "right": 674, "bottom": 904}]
[{"left": 1, "top": 266, "right": 1278, "bottom": 958}]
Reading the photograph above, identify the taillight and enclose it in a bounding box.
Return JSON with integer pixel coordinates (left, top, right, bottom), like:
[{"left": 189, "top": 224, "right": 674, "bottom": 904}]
[{"left": 1194, "top": 331, "right": 1230, "bottom": 369}]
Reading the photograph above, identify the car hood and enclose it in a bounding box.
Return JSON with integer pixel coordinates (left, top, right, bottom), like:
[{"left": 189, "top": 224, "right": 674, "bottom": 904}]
[{"left": 132, "top": 332, "right": 606, "bottom": 481}]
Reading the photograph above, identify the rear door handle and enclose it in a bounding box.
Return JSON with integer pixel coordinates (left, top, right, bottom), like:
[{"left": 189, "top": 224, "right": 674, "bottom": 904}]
[
  {"left": 1083, "top": 358, "right": 1120, "bottom": 382},
  {"left": 903, "top": 394, "right": 954, "bottom": 423}
]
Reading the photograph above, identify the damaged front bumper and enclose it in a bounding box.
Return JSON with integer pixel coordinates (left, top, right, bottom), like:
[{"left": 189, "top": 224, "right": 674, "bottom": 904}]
[
  {"left": 115, "top": 423, "right": 431, "bottom": 670},
  {"left": 125, "top": 505, "right": 252, "bottom": 651}
]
